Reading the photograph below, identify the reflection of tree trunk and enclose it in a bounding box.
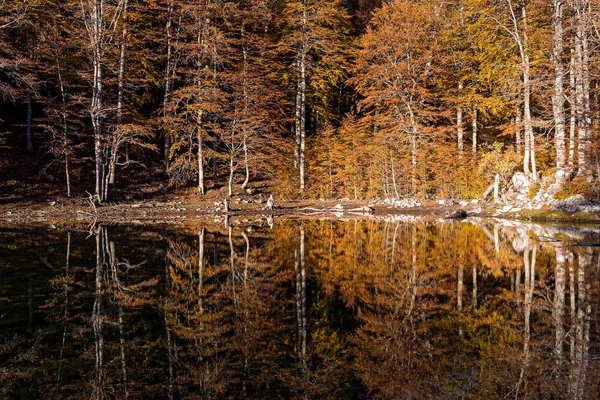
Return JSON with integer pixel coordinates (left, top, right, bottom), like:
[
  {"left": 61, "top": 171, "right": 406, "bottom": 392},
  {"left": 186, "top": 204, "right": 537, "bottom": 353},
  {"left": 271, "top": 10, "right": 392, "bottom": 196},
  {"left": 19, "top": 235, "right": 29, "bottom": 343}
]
[
  {"left": 390, "top": 222, "right": 399, "bottom": 275},
  {"left": 27, "top": 274, "right": 33, "bottom": 333},
  {"left": 164, "top": 245, "right": 174, "bottom": 400},
  {"left": 26, "top": 91, "right": 32, "bottom": 151},
  {"left": 458, "top": 264, "right": 463, "bottom": 336},
  {"left": 570, "top": 249, "right": 591, "bottom": 399},
  {"left": 93, "top": 226, "right": 105, "bottom": 400},
  {"left": 198, "top": 227, "right": 204, "bottom": 313},
  {"left": 241, "top": 230, "right": 249, "bottom": 284},
  {"left": 472, "top": 264, "right": 477, "bottom": 310},
  {"left": 229, "top": 226, "right": 237, "bottom": 305},
  {"left": 57, "top": 232, "right": 71, "bottom": 385},
  {"left": 569, "top": 252, "right": 576, "bottom": 361},
  {"left": 555, "top": 246, "right": 566, "bottom": 365},
  {"left": 295, "top": 226, "right": 307, "bottom": 374},
  {"left": 516, "top": 243, "right": 535, "bottom": 398},
  {"left": 118, "top": 303, "right": 129, "bottom": 399}
]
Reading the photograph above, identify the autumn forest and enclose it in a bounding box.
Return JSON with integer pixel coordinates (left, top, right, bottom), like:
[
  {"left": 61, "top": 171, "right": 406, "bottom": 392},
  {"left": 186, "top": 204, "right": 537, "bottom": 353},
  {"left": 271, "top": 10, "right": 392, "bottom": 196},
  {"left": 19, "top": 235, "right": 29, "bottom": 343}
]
[{"left": 1, "top": 0, "right": 599, "bottom": 202}]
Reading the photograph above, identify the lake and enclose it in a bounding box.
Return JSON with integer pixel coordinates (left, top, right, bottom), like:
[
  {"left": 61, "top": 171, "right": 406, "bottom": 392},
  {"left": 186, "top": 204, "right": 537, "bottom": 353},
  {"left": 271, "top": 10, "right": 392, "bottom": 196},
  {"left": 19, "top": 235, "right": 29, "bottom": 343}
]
[{"left": 1, "top": 217, "right": 599, "bottom": 399}]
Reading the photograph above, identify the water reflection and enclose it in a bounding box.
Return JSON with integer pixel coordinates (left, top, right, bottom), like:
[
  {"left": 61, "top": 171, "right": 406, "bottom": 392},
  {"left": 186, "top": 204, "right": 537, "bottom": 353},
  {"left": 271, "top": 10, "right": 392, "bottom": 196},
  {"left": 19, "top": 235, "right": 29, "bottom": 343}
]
[{"left": 0, "top": 219, "right": 599, "bottom": 399}]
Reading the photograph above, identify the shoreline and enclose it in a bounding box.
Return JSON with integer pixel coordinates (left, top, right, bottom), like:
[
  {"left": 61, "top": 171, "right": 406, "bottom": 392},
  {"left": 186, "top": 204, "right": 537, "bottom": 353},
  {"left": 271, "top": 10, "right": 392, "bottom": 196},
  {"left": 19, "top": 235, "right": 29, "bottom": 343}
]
[{"left": 1, "top": 197, "right": 599, "bottom": 227}]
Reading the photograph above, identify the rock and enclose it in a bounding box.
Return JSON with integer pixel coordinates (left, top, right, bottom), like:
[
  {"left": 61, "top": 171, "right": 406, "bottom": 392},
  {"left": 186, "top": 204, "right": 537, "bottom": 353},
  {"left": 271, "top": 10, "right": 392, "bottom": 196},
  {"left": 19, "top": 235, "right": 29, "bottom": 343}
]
[
  {"left": 512, "top": 172, "right": 532, "bottom": 192},
  {"left": 245, "top": 188, "right": 254, "bottom": 195},
  {"left": 48, "top": 201, "right": 57, "bottom": 206},
  {"left": 446, "top": 210, "right": 468, "bottom": 219}
]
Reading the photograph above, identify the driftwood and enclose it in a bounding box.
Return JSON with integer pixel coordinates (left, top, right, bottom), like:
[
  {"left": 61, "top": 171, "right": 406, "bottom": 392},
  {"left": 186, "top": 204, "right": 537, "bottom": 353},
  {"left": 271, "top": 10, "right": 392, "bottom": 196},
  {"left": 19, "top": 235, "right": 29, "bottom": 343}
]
[
  {"left": 481, "top": 174, "right": 501, "bottom": 202},
  {"left": 265, "top": 195, "right": 274, "bottom": 211}
]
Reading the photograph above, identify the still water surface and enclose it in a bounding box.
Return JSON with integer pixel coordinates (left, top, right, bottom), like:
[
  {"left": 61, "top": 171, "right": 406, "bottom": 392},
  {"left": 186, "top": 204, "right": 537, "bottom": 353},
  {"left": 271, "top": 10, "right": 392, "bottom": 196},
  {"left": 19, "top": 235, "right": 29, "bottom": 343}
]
[{"left": 1, "top": 218, "right": 599, "bottom": 399}]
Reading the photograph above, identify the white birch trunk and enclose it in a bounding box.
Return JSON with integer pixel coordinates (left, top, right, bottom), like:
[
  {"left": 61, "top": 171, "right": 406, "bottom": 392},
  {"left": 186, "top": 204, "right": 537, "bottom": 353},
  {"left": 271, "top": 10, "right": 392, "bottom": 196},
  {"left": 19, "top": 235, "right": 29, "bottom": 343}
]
[
  {"left": 472, "top": 107, "right": 477, "bottom": 155},
  {"left": 552, "top": 0, "right": 566, "bottom": 183},
  {"left": 457, "top": 83, "right": 464, "bottom": 155}
]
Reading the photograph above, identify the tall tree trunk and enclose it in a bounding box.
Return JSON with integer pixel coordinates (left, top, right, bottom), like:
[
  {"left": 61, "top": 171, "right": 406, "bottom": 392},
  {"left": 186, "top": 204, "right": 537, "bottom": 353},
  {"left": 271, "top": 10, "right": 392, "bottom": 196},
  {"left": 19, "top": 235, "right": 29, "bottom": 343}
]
[
  {"left": 299, "top": 48, "right": 307, "bottom": 192},
  {"left": 228, "top": 141, "right": 234, "bottom": 197},
  {"left": 569, "top": 52, "right": 576, "bottom": 167},
  {"left": 507, "top": 0, "right": 536, "bottom": 179},
  {"left": 521, "top": 7, "right": 536, "bottom": 180},
  {"left": 552, "top": 0, "right": 566, "bottom": 184},
  {"left": 515, "top": 108, "right": 522, "bottom": 154},
  {"left": 575, "top": 0, "right": 592, "bottom": 177},
  {"left": 471, "top": 107, "right": 477, "bottom": 155},
  {"left": 197, "top": 111, "right": 204, "bottom": 195},
  {"left": 83, "top": 0, "right": 106, "bottom": 201},
  {"left": 163, "top": 1, "right": 173, "bottom": 172},
  {"left": 457, "top": 83, "right": 464, "bottom": 155},
  {"left": 26, "top": 91, "right": 32, "bottom": 151},
  {"left": 110, "top": 0, "right": 129, "bottom": 187},
  {"left": 55, "top": 56, "right": 71, "bottom": 197},
  {"left": 296, "top": 2, "right": 307, "bottom": 192},
  {"left": 241, "top": 28, "right": 250, "bottom": 191}
]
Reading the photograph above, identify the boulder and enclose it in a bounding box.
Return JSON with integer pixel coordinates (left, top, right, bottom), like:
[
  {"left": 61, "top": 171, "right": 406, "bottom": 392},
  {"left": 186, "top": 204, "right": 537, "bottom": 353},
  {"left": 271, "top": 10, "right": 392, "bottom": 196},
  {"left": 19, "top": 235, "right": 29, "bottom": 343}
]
[
  {"left": 446, "top": 209, "right": 468, "bottom": 219},
  {"left": 512, "top": 172, "right": 532, "bottom": 193}
]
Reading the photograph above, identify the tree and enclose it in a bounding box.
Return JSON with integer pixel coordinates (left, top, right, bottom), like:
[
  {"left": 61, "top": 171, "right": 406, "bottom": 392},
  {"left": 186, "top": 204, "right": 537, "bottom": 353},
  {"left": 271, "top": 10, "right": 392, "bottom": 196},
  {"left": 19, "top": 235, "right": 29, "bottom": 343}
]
[
  {"left": 353, "top": 0, "right": 442, "bottom": 196},
  {"left": 278, "top": 0, "right": 352, "bottom": 192}
]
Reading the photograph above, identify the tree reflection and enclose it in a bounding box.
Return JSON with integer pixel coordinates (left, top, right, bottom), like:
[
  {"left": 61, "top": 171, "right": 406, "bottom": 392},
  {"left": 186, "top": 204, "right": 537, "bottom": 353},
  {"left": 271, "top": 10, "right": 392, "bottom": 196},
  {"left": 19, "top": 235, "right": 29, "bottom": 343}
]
[{"left": 0, "top": 220, "right": 598, "bottom": 398}]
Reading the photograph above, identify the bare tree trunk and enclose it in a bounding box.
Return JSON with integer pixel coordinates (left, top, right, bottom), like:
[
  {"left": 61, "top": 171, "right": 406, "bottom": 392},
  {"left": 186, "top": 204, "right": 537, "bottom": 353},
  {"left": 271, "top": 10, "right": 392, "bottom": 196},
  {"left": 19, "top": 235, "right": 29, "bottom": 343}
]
[
  {"left": 299, "top": 49, "right": 306, "bottom": 192},
  {"left": 212, "top": 139, "right": 218, "bottom": 187},
  {"left": 55, "top": 56, "right": 71, "bottom": 197},
  {"left": 522, "top": 9, "right": 536, "bottom": 180},
  {"left": 574, "top": 0, "right": 592, "bottom": 177},
  {"left": 515, "top": 108, "right": 522, "bottom": 154},
  {"left": 457, "top": 83, "right": 464, "bottom": 155},
  {"left": 82, "top": 0, "right": 106, "bottom": 201},
  {"left": 109, "top": 0, "right": 129, "bottom": 187},
  {"left": 296, "top": 2, "right": 307, "bottom": 192},
  {"left": 506, "top": 0, "right": 536, "bottom": 180},
  {"left": 552, "top": 0, "right": 566, "bottom": 184},
  {"left": 197, "top": 111, "right": 204, "bottom": 195},
  {"left": 26, "top": 91, "right": 32, "bottom": 151},
  {"left": 228, "top": 145, "right": 234, "bottom": 197},
  {"left": 241, "top": 34, "right": 250, "bottom": 191},
  {"left": 163, "top": 1, "right": 173, "bottom": 172},
  {"left": 408, "top": 105, "right": 418, "bottom": 196},
  {"left": 472, "top": 107, "right": 477, "bottom": 155},
  {"left": 569, "top": 53, "right": 576, "bottom": 168}
]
